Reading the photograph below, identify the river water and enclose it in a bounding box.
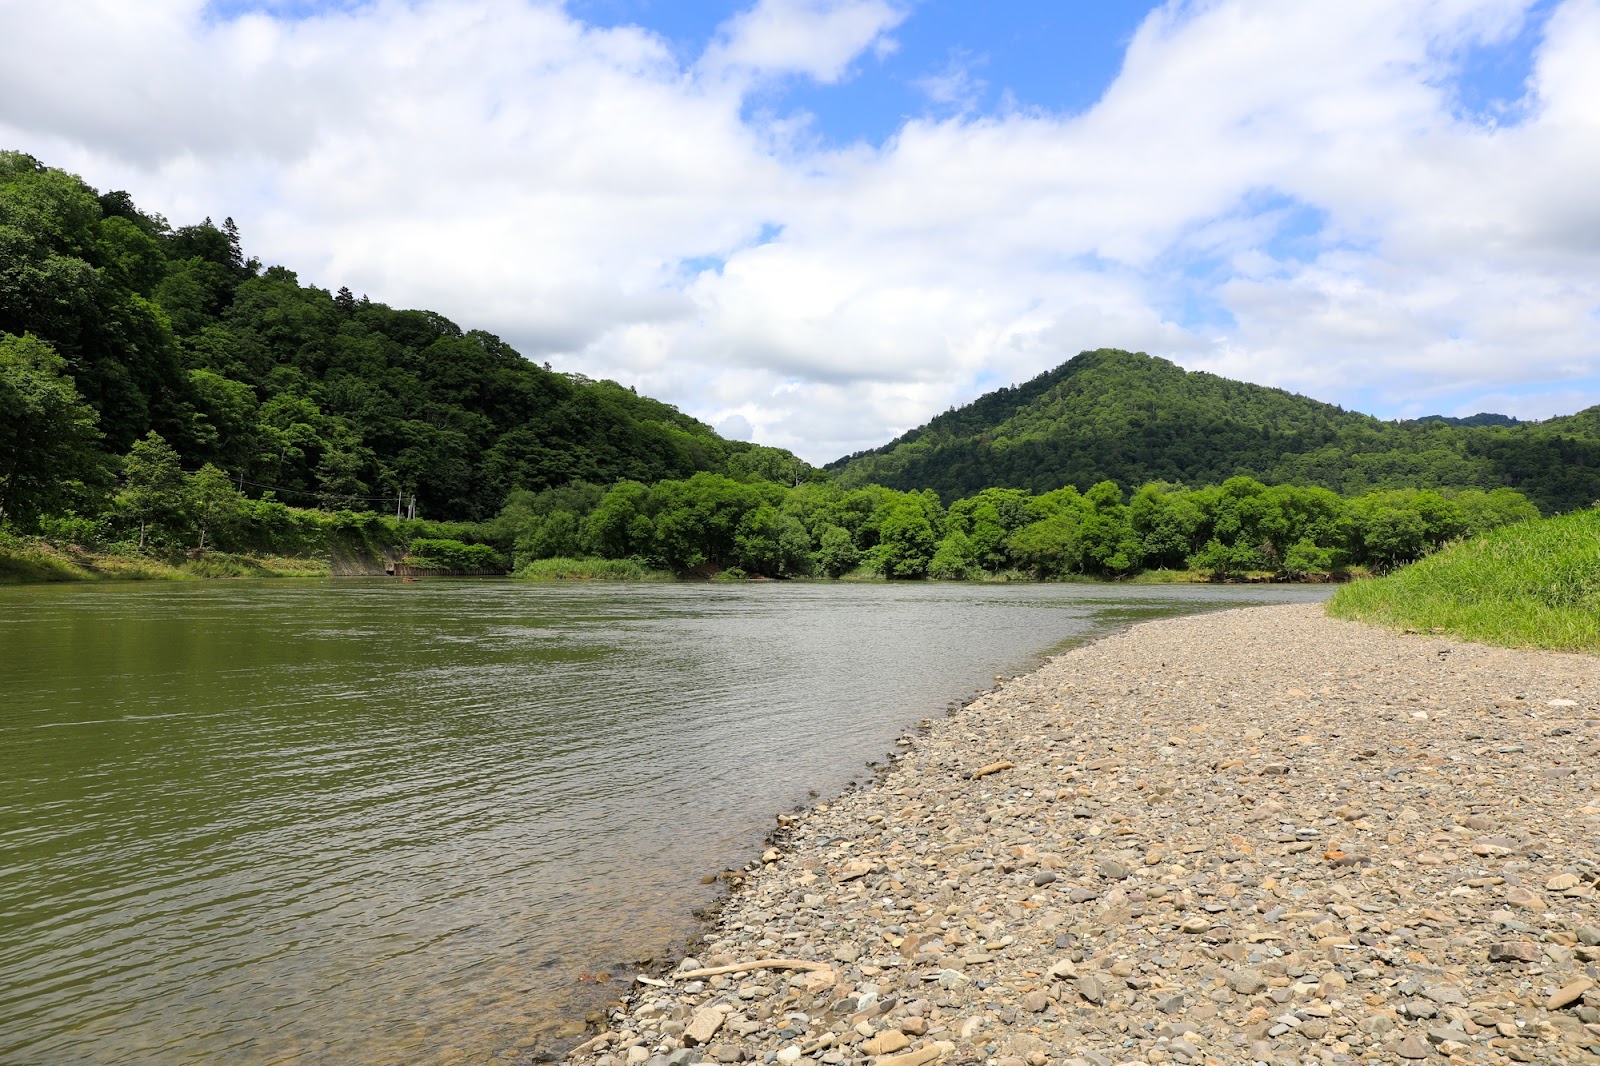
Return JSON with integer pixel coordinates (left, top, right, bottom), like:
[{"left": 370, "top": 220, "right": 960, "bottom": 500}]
[{"left": 0, "top": 579, "right": 1330, "bottom": 1063}]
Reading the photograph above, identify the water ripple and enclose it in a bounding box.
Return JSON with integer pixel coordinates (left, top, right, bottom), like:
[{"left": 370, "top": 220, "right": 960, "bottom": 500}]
[{"left": 0, "top": 579, "right": 1328, "bottom": 1063}]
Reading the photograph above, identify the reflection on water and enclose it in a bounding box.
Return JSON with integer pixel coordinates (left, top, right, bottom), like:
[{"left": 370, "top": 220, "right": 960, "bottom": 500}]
[{"left": 0, "top": 579, "right": 1329, "bottom": 1063}]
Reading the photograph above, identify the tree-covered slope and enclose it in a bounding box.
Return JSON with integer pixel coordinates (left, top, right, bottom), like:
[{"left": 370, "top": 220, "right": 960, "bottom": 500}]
[
  {"left": 0, "top": 151, "right": 804, "bottom": 523},
  {"left": 828, "top": 349, "right": 1600, "bottom": 514}
]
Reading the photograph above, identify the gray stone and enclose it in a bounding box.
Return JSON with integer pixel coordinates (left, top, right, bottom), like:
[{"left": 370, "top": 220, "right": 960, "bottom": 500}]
[
  {"left": 1488, "top": 941, "right": 1540, "bottom": 963},
  {"left": 1229, "top": 969, "right": 1267, "bottom": 995},
  {"left": 1394, "top": 1034, "right": 1433, "bottom": 1059},
  {"left": 683, "top": 1007, "right": 725, "bottom": 1046}
]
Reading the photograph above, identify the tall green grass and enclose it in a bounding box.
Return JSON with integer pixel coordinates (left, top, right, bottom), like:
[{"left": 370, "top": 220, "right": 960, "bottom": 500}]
[
  {"left": 514, "top": 557, "right": 672, "bottom": 581},
  {"left": 181, "top": 553, "right": 331, "bottom": 579},
  {"left": 1328, "top": 508, "right": 1600, "bottom": 654}
]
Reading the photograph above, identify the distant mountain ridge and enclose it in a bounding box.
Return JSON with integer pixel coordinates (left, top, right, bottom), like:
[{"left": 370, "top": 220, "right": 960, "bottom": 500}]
[
  {"left": 828, "top": 349, "right": 1600, "bottom": 514},
  {"left": 1405, "top": 413, "right": 1523, "bottom": 428}
]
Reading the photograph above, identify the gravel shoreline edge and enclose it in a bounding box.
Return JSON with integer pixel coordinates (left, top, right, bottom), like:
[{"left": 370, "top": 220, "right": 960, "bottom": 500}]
[{"left": 566, "top": 603, "right": 1600, "bottom": 1066}]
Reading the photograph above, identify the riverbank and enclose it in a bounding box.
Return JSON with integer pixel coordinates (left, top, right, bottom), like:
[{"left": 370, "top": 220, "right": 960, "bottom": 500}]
[
  {"left": 567, "top": 603, "right": 1600, "bottom": 1066},
  {"left": 0, "top": 538, "right": 332, "bottom": 582}
]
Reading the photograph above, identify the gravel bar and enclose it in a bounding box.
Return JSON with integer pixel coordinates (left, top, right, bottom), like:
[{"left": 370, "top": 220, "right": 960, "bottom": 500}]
[{"left": 566, "top": 603, "right": 1600, "bottom": 1066}]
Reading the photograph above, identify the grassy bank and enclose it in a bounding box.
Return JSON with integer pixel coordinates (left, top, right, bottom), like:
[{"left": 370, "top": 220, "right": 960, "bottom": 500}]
[
  {"left": 515, "top": 557, "right": 674, "bottom": 581},
  {"left": 0, "top": 538, "right": 331, "bottom": 583},
  {"left": 1328, "top": 507, "right": 1600, "bottom": 654}
]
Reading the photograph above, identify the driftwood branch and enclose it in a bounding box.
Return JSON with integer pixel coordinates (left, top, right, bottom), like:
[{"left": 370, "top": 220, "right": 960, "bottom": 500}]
[{"left": 674, "top": 959, "right": 833, "bottom": 979}]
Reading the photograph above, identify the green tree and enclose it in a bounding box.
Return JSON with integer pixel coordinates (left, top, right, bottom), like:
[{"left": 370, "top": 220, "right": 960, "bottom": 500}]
[
  {"left": 734, "top": 504, "right": 814, "bottom": 576},
  {"left": 869, "top": 496, "right": 938, "bottom": 578},
  {"left": 929, "top": 529, "right": 980, "bottom": 579},
  {"left": 0, "top": 332, "right": 103, "bottom": 528},
  {"left": 187, "top": 463, "right": 244, "bottom": 550},
  {"left": 815, "top": 524, "right": 860, "bottom": 578},
  {"left": 1128, "top": 482, "right": 1201, "bottom": 569},
  {"left": 1186, "top": 537, "right": 1264, "bottom": 578},
  {"left": 1450, "top": 488, "right": 1539, "bottom": 537},
  {"left": 1348, "top": 489, "right": 1465, "bottom": 569},
  {"left": 115, "top": 431, "right": 185, "bottom": 549},
  {"left": 1281, "top": 538, "right": 1336, "bottom": 578},
  {"left": 582, "top": 481, "right": 651, "bottom": 558}
]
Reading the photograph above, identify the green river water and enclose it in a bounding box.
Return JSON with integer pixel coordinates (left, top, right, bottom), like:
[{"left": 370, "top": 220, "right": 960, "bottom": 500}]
[{"left": 0, "top": 579, "right": 1330, "bottom": 1063}]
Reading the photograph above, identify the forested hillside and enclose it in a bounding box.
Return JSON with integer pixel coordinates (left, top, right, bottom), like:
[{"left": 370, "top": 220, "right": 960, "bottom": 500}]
[
  {"left": 0, "top": 151, "right": 806, "bottom": 527},
  {"left": 829, "top": 349, "right": 1600, "bottom": 514}
]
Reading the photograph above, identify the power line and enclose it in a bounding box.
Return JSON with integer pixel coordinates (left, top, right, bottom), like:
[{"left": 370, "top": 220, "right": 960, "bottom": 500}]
[{"left": 178, "top": 468, "right": 409, "bottom": 504}]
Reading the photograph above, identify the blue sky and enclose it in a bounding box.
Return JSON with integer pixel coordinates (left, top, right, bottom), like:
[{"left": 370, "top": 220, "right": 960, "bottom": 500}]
[
  {"left": 7, "top": 0, "right": 1600, "bottom": 460},
  {"left": 570, "top": 0, "right": 1165, "bottom": 141}
]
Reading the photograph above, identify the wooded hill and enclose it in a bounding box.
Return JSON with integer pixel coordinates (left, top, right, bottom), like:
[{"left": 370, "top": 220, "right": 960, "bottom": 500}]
[
  {"left": 0, "top": 151, "right": 807, "bottom": 526},
  {"left": 828, "top": 349, "right": 1600, "bottom": 514}
]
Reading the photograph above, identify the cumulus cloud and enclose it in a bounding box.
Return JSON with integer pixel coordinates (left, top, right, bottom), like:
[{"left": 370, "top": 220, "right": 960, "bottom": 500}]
[
  {"left": 1, "top": 0, "right": 1597, "bottom": 462},
  {"left": 700, "top": 0, "right": 907, "bottom": 85}
]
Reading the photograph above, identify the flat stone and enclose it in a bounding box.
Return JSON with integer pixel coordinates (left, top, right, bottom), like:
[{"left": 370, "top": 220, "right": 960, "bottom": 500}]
[
  {"left": 683, "top": 1006, "right": 725, "bottom": 1045},
  {"left": 1506, "top": 886, "right": 1544, "bottom": 910},
  {"left": 1427, "top": 1027, "right": 1471, "bottom": 1045},
  {"left": 875, "top": 1043, "right": 952, "bottom": 1066},
  {"left": 1393, "top": 1034, "right": 1433, "bottom": 1058},
  {"left": 1488, "top": 940, "right": 1540, "bottom": 962},
  {"left": 1547, "top": 978, "right": 1595, "bottom": 1010},
  {"left": 1229, "top": 969, "right": 1267, "bottom": 995},
  {"left": 860, "top": 1031, "right": 910, "bottom": 1056}
]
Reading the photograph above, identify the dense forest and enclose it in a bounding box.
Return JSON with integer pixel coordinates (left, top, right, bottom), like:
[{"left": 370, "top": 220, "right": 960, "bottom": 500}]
[
  {"left": 0, "top": 152, "right": 1587, "bottom": 582},
  {"left": 828, "top": 349, "right": 1600, "bottom": 514},
  {"left": 0, "top": 151, "right": 809, "bottom": 532},
  {"left": 497, "top": 472, "right": 1540, "bottom": 580}
]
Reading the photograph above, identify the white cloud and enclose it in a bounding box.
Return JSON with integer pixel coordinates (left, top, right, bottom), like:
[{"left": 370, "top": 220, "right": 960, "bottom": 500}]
[
  {"left": 2, "top": 0, "right": 1598, "bottom": 465},
  {"left": 700, "top": 0, "right": 906, "bottom": 85},
  {"left": 913, "top": 50, "right": 986, "bottom": 111}
]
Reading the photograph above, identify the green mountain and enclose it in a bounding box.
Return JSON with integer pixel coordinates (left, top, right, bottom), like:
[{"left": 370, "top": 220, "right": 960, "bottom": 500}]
[
  {"left": 1405, "top": 413, "right": 1524, "bottom": 428},
  {"left": 0, "top": 151, "right": 804, "bottom": 524},
  {"left": 828, "top": 349, "right": 1600, "bottom": 514}
]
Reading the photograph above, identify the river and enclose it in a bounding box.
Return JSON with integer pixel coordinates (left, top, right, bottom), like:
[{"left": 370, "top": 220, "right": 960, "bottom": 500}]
[{"left": 0, "top": 579, "right": 1330, "bottom": 1063}]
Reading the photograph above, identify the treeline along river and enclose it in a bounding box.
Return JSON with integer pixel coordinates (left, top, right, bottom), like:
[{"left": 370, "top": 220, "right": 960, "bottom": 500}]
[{"left": 0, "top": 580, "right": 1329, "bottom": 1063}]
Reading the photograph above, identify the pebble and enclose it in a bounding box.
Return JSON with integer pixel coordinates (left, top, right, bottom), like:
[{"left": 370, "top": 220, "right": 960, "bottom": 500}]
[
  {"left": 564, "top": 605, "right": 1600, "bottom": 1066},
  {"left": 1547, "top": 978, "right": 1595, "bottom": 1010},
  {"left": 1487, "top": 941, "right": 1540, "bottom": 963}
]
